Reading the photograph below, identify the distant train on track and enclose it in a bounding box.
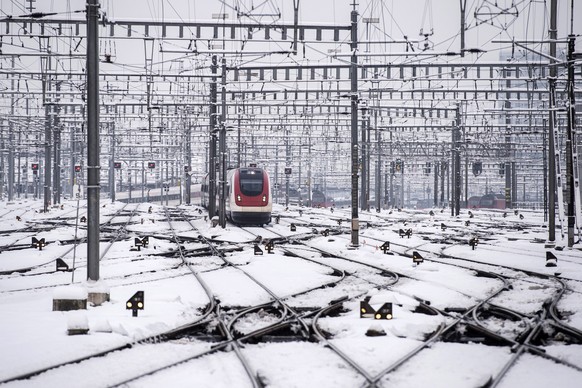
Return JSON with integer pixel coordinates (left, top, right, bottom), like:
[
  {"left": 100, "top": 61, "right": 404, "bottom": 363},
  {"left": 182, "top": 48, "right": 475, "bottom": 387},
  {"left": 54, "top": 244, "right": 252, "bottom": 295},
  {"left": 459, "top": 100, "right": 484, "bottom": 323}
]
[
  {"left": 468, "top": 194, "right": 506, "bottom": 210},
  {"left": 310, "top": 189, "right": 334, "bottom": 208},
  {"left": 202, "top": 167, "right": 272, "bottom": 225}
]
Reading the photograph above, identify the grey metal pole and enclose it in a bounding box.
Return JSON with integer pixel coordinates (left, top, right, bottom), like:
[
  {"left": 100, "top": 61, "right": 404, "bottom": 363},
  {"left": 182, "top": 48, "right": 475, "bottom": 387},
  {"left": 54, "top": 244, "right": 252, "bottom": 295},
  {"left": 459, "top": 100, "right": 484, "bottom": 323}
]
[
  {"left": 285, "top": 125, "right": 290, "bottom": 208},
  {"left": 53, "top": 81, "right": 61, "bottom": 205},
  {"left": 350, "top": 5, "right": 359, "bottom": 247},
  {"left": 375, "top": 105, "right": 381, "bottom": 211},
  {"left": 208, "top": 55, "right": 217, "bottom": 218},
  {"left": 86, "top": 0, "right": 100, "bottom": 282},
  {"left": 219, "top": 57, "right": 227, "bottom": 228},
  {"left": 109, "top": 122, "right": 115, "bottom": 202},
  {"left": 543, "top": 119, "right": 548, "bottom": 222},
  {"left": 360, "top": 109, "right": 367, "bottom": 210},
  {"left": 505, "top": 68, "right": 512, "bottom": 209},
  {"left": 460, "top": 0, "right": 466, "bottom": 57},
  {"left": 434, "top": 162, "right": 439, "bottom": 207},
  {"left": 452, "top": 105, "right": 461, "bottom": 216},
  {"left": 185, "top": 121, "right": 192, "bottom": 205},
  {"left": 44, "top": 103, "right": 52, "bottom": 212},
  {"left": 565, "top": 34, "right": 577, "bottom": 247},
  {"left": 8, "top": 58, "right": 14, "bottom": 202}
]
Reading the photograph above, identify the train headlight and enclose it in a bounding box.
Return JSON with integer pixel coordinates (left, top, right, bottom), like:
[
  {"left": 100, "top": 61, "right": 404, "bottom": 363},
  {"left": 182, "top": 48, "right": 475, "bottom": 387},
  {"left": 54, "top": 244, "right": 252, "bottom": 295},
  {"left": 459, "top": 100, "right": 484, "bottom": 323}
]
[
  {"left": 262, "top": 195, "right": 266, "bottom": 202},
  {"left": 237, "top": 195, "right": 241, "bottom": 202}
]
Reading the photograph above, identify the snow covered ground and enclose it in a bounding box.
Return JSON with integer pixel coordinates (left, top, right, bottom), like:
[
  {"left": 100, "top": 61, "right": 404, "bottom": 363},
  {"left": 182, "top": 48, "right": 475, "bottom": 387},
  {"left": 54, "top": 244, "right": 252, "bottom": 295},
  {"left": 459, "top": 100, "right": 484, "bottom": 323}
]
[{"left": 0, "top": 198, "right": 581, "bottom": 388}]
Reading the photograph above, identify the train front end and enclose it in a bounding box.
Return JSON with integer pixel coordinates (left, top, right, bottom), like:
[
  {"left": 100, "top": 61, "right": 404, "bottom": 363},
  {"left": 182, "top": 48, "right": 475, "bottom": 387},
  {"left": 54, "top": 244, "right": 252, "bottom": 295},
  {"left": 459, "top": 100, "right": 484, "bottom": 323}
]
[{"left": 229, "top": 167, "right": 272, "bottom": 225}]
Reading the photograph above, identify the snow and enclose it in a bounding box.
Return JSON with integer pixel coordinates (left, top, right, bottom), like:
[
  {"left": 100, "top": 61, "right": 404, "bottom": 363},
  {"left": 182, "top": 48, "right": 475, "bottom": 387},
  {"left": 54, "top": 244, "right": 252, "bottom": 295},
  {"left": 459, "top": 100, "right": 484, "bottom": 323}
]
[
  {"left": 0, "top": 199, "right": 581, "bottom": 387},
  {"left": 53, "top": 285, "right": 88, "bottom": 300}
]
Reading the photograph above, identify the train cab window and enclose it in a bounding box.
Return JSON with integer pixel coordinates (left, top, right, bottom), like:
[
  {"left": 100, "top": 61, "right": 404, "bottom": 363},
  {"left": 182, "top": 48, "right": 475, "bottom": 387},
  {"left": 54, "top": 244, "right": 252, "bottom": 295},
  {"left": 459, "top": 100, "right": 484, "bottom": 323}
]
[{"left": 239, "top": 170, "right": 264, "bottom": 196}]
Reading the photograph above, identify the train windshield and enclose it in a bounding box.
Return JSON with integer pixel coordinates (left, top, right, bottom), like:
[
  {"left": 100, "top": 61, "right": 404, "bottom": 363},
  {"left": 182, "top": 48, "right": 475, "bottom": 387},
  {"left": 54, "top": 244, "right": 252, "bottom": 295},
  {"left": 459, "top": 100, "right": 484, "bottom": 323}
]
[{"left": 239, "top": 169, "right": 264, "bottom": 196}]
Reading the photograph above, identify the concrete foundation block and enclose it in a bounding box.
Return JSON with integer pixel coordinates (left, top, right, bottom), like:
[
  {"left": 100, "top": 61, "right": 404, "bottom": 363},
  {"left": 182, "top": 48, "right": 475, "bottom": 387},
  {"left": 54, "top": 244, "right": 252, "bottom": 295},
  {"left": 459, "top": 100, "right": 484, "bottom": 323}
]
[
  {"left": 88, "top": 292, "right": 110, "bottom": 306},
  {"left": 53, "top": 298, "right": 87, "bottom": 311}
]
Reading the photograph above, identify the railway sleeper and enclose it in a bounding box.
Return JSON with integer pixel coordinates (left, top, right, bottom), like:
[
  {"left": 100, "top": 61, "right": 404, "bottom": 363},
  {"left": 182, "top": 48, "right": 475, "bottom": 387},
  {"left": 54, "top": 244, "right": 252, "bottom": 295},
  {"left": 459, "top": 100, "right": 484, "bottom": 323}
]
[
  {"left": 478, "top": 305, "right": 525, "bottom": 322},
  {"left": 413, "top": 303, "right": 439, "bottom": 316},
  {"left": 442, "top": 323, "right": 514, "bottom": 346},
  {"left": 543, "top": 322, "right": 582, "bottom": 345},
  {"left": 242, "top": 322, "right": 311, "bottom": 344}
]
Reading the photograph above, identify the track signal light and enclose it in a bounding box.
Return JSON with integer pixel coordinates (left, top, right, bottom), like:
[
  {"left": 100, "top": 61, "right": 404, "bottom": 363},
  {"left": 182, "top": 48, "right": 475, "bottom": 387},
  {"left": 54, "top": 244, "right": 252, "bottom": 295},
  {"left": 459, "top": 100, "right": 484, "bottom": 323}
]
[
  {"left": 265, "top": 240, "right": 274, "bottom": 254},
  {"left": 545, "top": 252, "right": 558, "bottom": 267},
  {"left": 56, "top": 258, "right": 70, "bottom": 272},
  {"left": 32, "top": 237, "right": 46, "bottom": 250},
  {"left": 375, "top": 303, "right": 393, "bottom": 320},
  {"left": 133, "top": 237, "right": 148, "bottom": 251},
  {"left": 360, "top": 297, "right": 374, "bottom": 318},
  {"left": 469, "top": 237, "right": 479, "bottom": 250},
  {"left": 412, "top": 251, "right": 424, "bottom": 264},
  {"left": 360, "top": 297, "right": 394, "bottom": 320},
  {"left": 148, "top": 162, "right": 156, "bottom": 169},
  {"left": 126, "top": 291, "right": 144, "bottom": 317},
  {"left": 380, "top": 241, "right": 390, "bottom": 254}
]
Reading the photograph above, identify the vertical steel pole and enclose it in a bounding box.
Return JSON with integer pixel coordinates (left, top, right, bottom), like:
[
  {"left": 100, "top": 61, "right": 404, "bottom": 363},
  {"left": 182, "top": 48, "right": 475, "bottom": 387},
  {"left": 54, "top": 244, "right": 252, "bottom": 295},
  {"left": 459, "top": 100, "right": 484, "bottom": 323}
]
[
  {"left": 219, "top": 58, "right": 227, "bottom": 228},
  {"left": 208, "top": 56, "right": 217, "bottom": 218},
  {"left": 53, "top": 82, "right": 61, "bottom": 205},
  {"left": 86, "top": 0, "right": 100, "bottom": 281},
  {"left": 547, "top": 0, "right": 557, "bottom": 242},
  {"left": 505, "top": 68, "right": 512, "bottom": 209},
  {"left": 375, "top": 103, "right": 381, "bottom": 211},
  {"left": 565, "top": 34, "right": 577, "bottom": 246},
  {"left": 8, "top": 58, "right": 15, "bottom": 201},
  {"left": 460, "top": 0, "right": 466, "bottom": 57},
  {"left": 360, "top": 110, "right": 367, "bottom": 210},
  {"left": 42, "top": 55, "right": 52, "bottom": 213},
  {"left": 350, "top": 5, "right": 359, "bottom": 247},
  {"left": 434, "top": 162, "right": 439, "bottom": 207},
  {"left": 185, "top": 120, "right": 192, "bottom": 205},
  {"left": 109, "top": 122, "right": 115, "bottom": 202}
]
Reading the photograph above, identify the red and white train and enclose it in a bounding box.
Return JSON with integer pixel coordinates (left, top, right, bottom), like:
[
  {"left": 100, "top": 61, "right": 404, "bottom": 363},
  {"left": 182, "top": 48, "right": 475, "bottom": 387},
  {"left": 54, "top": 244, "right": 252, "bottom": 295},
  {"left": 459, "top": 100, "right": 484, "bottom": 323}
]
[{"left": 202, "top": 167, "right": 272, "bottom": 225}]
